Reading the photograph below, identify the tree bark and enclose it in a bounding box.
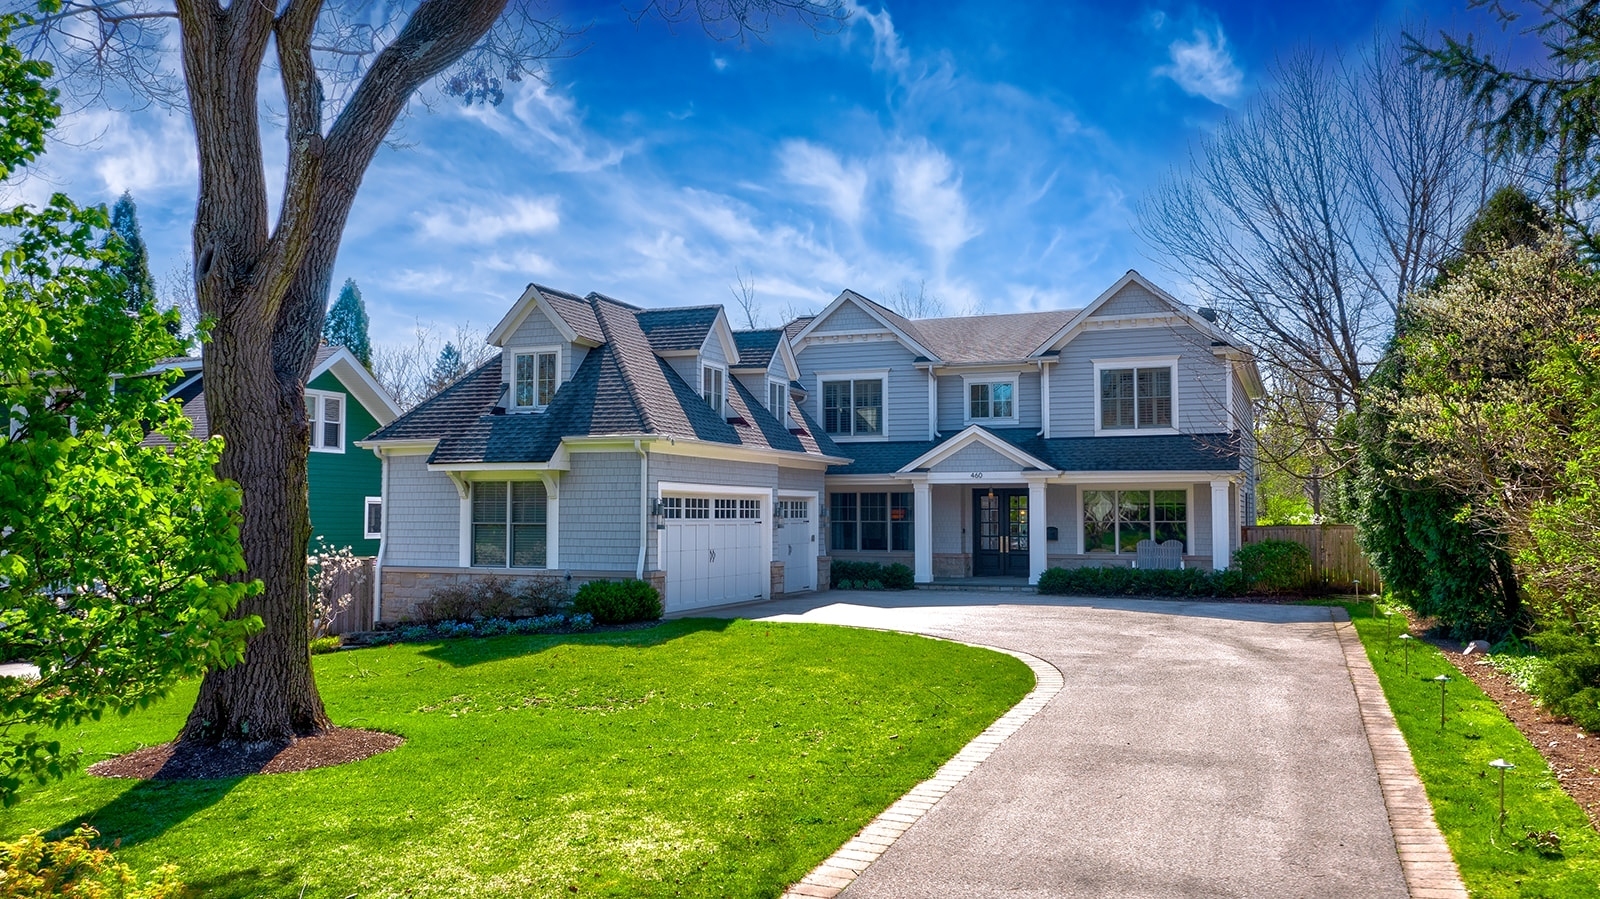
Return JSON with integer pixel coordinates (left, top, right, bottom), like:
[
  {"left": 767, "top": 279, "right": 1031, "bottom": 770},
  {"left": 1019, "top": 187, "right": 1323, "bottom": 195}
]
[{"left": 175, "top": 0, "right": 508, "bottom": 745}]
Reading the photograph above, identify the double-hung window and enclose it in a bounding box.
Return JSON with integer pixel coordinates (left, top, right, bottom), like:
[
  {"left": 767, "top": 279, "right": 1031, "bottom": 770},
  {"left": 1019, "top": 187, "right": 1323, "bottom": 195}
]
[
  {"left": 305, "top": 390, "right": 344, "bottom": 452},
  {"left": 364, "top": 497, "right": 382, "bottom": 540},
  {"left": 768, "top": 380, "right": 788, "bottom": 417},
  {"left": 829, "top": 491, "right": 914, "bottom": 552},
  {"left": 1082, "top": 489, "right": 1187, "bottom": 554},
  {"left": 820, "top": 376, "right": 884, "bottom": 438},
  {"left": 1096, "top": 361, "right": 1175, "bottom": 431},
  {"left": 967, "top": 377, "right": 1017, "bottom": 423},
  {"left": 702, "top": 365, "right": 726, "bottom": 415},
  {"left": 471, "top": 481, "right": 548, "bottom": 568},
  {"left": 513, "top": 349, "right": 560, "bottom": 410}
]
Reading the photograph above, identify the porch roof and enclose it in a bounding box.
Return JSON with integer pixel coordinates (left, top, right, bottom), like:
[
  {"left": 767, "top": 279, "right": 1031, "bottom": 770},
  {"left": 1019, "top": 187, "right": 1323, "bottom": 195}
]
[{"left": 826, "top": 428, "right": 1243, "bottom": 476}]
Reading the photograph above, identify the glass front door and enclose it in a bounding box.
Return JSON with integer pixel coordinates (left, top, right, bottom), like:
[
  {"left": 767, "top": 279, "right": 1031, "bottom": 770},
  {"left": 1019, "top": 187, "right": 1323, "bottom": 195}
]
[{"left": 973, "top": 489, "right": 1029, "bottom": 577}]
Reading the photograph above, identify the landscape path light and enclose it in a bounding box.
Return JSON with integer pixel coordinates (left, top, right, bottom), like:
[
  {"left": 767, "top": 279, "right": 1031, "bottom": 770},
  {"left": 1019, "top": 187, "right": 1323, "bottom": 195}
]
[
  {"left": 1489, "top": 758, "right": 1515, "bottom": 832},
  {"left": 1400, "top": 632, "right": 1413, "bottom": 675},
  {"left": 1434, "top": 673, "right": 1450, "bottom": 731}
]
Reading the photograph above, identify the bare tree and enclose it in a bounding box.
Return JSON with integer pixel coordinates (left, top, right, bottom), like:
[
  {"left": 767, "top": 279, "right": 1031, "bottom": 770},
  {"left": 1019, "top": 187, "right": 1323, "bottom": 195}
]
[
  {"left": 19, "top": 0, "right": 847, "bottom": 752},
  {"left": 729, "top": 266, "right": 761, "bottom": 329},
  {"left": 370, "top": 318, "right": 496, "bottom": 410},
  {"left": 1139, "top": 38, "right": 1495, "bottom": 517},
  {"left": 884, "top": 278, "right": 944, "bottom": 319}
]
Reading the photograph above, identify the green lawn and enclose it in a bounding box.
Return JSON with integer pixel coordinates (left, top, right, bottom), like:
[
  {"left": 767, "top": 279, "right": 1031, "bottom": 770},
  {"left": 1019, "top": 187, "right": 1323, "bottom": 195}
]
[
  {"left": 0, "top": 619, "right": 1033, "bottom": 898},
  {"left": 1333, "top": 601, "right": 1600, "bottom": 898}
]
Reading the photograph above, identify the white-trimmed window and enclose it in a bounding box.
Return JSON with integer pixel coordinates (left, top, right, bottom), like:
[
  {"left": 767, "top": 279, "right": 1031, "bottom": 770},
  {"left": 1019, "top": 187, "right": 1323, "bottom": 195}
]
[
  {"left": 701, "top": 364, "right": 727, "bottom": 415},
  {"left": 513, "top": 348, "right": 561, "bottom": 410},
  {"left": 471, "top": 481, "right": 548, "bottom": 568},
  {"left": 305, "top": 389, "right": 344, "bottom": 452},
  {"left": 364, "top": 497, "right": 383, "bottom": 540},
  {"left": 820, "top": 374, "right": 886, "bottom": 438},
  {"left": 1094, "top": 358, "right": 1177, "bottom": 433},
  {"left": 1082, "top": 489, "right": 1187, "bottom": 554},
  {"left": 965, "top": 376, "right": 1018, "bottom": 423},
  {"left": 768, "top": 380, "right": 789, "bottom": 417}
]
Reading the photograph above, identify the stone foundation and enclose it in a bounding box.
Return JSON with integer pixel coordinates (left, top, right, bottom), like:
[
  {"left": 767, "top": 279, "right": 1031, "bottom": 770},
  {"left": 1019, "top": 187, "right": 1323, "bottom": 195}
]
[
  {"left": 817, "top": 556, "right": 831, "bottom": 592},
  {"left": 933, "top": 553, "right": 971, "bottom": 578},
  {"left": 378, "top": 566, "right": 635, "bottom": 624},
  {"left": 770, "top": 561, "right": 785, "bottom": 597}
]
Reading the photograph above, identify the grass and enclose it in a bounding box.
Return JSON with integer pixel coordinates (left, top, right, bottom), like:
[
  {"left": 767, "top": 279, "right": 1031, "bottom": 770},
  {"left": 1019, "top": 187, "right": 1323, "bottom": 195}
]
[
  {"left": 1326, "top": 600, "right": 1600, "bottom": 898},
  {"left": 0, "top": 618, "right": 1033, "bottom": 898}
]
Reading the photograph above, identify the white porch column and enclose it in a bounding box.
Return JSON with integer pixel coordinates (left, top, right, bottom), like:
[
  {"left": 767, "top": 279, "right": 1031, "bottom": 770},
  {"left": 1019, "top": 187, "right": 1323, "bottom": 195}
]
[
  {"left": 1028, "top": 480, "right": 1048, "bottom": 585},
  {"left": 913, "top": 481, "right": 933, "bottom": 584},
  {"left": 1210, "top": 479, "right": 1231, "bottom": 570}
]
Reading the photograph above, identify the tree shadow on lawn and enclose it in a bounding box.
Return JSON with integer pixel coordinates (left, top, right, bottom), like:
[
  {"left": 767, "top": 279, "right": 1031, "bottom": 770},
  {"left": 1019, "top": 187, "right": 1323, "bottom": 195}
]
[
  {"left": 181, "top": 862, "right": 304, "bottom": 899},
  {"left": 415, "top": 616, "right": 734, "bottom": 667},
  {"left": 45, "top": 773, "right": 241, "bottom": 850}
]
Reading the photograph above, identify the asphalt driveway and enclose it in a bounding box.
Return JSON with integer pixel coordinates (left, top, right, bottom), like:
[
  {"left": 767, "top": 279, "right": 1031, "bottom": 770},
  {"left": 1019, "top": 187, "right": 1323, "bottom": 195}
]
[{"left": 707, "top": 591, "right": 1407, "bottom": 899}]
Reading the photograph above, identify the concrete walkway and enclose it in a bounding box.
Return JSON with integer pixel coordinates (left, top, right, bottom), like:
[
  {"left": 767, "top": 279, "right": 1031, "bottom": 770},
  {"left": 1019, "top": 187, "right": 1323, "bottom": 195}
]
[{"left": 706, "top": 591, "right": 1419, "bottom": 898}]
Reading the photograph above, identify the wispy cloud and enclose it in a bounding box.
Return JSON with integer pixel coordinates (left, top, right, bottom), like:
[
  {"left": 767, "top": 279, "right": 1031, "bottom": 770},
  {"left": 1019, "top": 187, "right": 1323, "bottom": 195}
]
[
  {"left": 1155, "top": 25, "right": 1243, "bottom": 105},
  {"left": 845, "top": 0, "right": 910, "bottom": 75},
  {"left": 415, "top": 196, "right": 560, "bottom": 243},
  {"left": 888, "top": 139, "right": 978, "bottom": 263},
  {"left": 777, "top": 140, "right": 869, "bottom": 226},
  {"left": 456, "top": 81, "right": 628, "bottom": 173}
]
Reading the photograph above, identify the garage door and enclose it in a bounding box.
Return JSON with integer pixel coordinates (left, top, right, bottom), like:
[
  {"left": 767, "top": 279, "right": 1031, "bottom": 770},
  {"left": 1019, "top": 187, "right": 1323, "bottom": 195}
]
[
  {"left": 777, "top": 499, "right": 816, "bottom": 593},
  {"left": 662, "top": 495, "right": 766, "bottom": 612}
]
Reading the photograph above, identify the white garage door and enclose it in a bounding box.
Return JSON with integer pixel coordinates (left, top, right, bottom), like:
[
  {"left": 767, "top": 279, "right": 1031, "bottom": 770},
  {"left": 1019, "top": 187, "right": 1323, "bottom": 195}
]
[
  {"left": 662, "top": 496, "right": 766, "bottom": 612},
  {"left": 777, "top": 499, "right": 816, "bottom": 593}
]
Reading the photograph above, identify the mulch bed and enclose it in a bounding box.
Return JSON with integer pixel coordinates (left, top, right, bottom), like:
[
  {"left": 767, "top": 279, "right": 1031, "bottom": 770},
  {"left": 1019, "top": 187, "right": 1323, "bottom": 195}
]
[
  {"left": 1408, "top": 615, "right": 1600, "bottom": 832},
  {"left": 88, "top": 727, "right": 403, "bottom": 780}
]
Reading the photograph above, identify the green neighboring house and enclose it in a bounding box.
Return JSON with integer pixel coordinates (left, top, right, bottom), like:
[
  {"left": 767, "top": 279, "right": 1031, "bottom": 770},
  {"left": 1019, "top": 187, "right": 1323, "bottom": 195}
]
[{"left": 147, "top": 345, "right": 402, "bottom": 556}]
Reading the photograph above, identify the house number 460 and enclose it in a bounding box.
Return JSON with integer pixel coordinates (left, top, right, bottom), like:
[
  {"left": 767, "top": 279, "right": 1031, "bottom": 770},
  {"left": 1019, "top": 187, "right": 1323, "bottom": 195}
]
[{"left": 970, "top": 472, "right": 984, "bottom": 479}]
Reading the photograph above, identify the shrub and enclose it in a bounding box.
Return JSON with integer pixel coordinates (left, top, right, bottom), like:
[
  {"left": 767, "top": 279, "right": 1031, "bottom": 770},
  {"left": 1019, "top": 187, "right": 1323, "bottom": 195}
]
[
  {"left": 417, "top": 575, "right": 571, "bottom": 623},
  {"left": 830, "top": 561, "right": 914, "bottom": 590},
  {"left": 1233, "top": 540, "right": 1312, "bottom": 592},
  {"left": 309, "top": 636, "right": 342, "bottom": 655},
  {"left": 515, "top": 575, "right": 572, "bottom": 616},
  {"left": 571, "top": 579, "right": 663, "bottom": 625},
  {"left": 1530, "top": 625, "right": 1600, "bottom": 732},
  {"left": 1035, "top": 565, "right": 1251, "bottom": 598},
  {"left": 0, "top": 826, "right": 190, "bottom": 898}
]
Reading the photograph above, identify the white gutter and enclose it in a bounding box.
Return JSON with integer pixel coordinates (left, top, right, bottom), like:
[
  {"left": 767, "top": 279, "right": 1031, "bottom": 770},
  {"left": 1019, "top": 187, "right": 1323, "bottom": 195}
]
[{"left": 634, "top": 439, "right": 649, "bottom": 579}]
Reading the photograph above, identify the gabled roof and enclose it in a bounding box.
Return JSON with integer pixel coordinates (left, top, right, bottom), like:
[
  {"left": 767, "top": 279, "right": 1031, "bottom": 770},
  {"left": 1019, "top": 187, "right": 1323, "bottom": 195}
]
[
  {"left": 829, "top": 427, "right": 1243, "bottom": 476},
  {"left": 1033, "top": 269, "right": 1231, "bottom": 355},
  {"left": 731, "top": 328, "right": 801, "bottom": 381},
  {"left": 367, "top": 289, "right": 845, "bottom": 466},
  {"left": 488, "top": 283, "right": 607, "bottom": 348},
  {"left": 902, "top": 425, "right": 1056, "bottom": 472},
  {"left": 790, "top": 289, "right": 942, "bottom": 361}
]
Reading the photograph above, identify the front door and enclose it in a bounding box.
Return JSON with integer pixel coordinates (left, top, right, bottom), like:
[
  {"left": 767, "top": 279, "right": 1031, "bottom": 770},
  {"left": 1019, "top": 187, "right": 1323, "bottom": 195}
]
[{"left": 973, "top": 489, "right": 1029, "bottom": 577}]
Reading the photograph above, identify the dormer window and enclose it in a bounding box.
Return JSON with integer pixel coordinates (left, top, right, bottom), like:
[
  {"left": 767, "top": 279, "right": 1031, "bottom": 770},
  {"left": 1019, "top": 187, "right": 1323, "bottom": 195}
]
[
  {"left": 513, "top": 348, "right": 560, "bottom": 411},
  {"left": 701, "top": 364, "right": 726, "bottom": 415},
  {"left": 768, "top": 380, "right": 788, "bottom": 417}
]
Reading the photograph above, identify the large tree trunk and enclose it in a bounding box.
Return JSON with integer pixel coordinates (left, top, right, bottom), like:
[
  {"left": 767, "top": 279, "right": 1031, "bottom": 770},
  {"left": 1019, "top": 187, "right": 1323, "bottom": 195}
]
[{"left": 170, "top": 0, "right": 508, "bottom": 747}]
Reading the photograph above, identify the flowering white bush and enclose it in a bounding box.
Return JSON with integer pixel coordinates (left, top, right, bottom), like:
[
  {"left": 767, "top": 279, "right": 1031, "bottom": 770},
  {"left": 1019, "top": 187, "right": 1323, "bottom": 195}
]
[{"left": 307, "top": 540, "right": 368, "bottom": 638}]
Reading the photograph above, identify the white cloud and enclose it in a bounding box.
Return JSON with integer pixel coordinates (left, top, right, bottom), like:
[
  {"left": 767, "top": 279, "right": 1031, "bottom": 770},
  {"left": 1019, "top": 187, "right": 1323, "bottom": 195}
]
[
  {"left": 415, "top": 195, "right": 560, "bottom": 243},
  {"left": 712, "top": 56, "right": 729, "bottom": 72},
  {"left": 777, "top": 140, "right": 869, "bottom": 226},
  {"left": 457, "top": 81, "right": 627, "bottom": 173},
  {"left": 845, "top": 1, "right": 911, "bottom": 75},
  {"left": 887, "top": 140, "right": 978, "bottom": 262},
  {"left": 1156, "top": 25, "right": 1243, "bottom": 105}
]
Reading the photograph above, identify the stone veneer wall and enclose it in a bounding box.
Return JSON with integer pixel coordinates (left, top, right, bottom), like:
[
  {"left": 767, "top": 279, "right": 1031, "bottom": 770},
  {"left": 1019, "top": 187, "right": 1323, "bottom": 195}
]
[
  {"left": 933, "top": 553, "right": 971, "bottom": 578},
  {"left": 770, "top": 561, "right": 785, "bottom": 597},
  {"left": 380, "top": 566, "right": 635, "bottom": 623},
  {"left": 817, "top": 556, "right": 831, "bottom": 592}
]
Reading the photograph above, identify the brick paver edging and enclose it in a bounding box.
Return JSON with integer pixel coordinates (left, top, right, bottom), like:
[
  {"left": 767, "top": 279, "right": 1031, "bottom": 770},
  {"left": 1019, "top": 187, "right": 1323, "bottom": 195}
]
[
  {"left": 1330, "top": 607, "right": 1470, "bottom": 899},
  {"left": 782, "top": 644, "right": 1064, "bottom": 899}
]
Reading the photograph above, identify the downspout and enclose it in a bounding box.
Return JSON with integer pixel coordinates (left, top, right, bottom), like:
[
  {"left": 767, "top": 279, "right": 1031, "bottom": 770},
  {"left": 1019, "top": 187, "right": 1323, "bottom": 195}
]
[
  {"left": 373, "top": 447, "right": 388, "bottom": 626},
  {"left": 635, "top": 439, "right": 649, "bottom": 579}
]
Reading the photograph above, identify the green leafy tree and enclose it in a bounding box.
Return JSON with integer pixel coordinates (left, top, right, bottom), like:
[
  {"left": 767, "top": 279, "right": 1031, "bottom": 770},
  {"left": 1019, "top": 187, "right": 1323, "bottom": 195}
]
[
  {"left": 101, "top": 191, "right": 155, "bottom": 313},
  {"left": 323, "top": 277, "right": 371, "bottom": 368},
  {"left": 0, "top": 20, "right": 258, "bottom": 806}
]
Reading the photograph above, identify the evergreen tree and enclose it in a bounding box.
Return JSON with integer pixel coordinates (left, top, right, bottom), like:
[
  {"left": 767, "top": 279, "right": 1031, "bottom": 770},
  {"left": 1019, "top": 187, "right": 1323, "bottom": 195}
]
[
  {"left": 101, "top": 191, "right": 155, "bottom": 313},
  {"left": 323, "top": 278, "right": 372, "bottom": 368},
  {"left": 429, "top": 342, "right": 465, "bottom": 392}
]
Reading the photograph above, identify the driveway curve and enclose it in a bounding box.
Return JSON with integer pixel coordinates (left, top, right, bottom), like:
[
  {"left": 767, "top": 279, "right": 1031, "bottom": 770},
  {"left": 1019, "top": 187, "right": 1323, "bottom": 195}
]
[{"left": 706, "top": 592, "right": 1408, "bottom": 899}]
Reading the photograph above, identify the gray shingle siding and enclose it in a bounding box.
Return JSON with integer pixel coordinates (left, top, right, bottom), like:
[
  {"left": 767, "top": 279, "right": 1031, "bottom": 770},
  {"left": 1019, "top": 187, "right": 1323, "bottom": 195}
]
[
  {"left": 778, "top": 467, "right": 825, "bottom": 492},
  {"left": 384, "top": 453, "right": 460, "bottom": 567},
  {"left": 811, "top": 300, "right": 880, "bottom": 333},
  {"left": 936, "top": 370, "right": 1043, "bottom": 432},
  {"left": 560, "top": 452, "right": 643, "bottom": 571},
  {"left": 1048, "top": 326, "right": 1229, "bottom": 437},
  {"left": 929, "top": 443, "right": 1016, "bottom": 472},
  {"left": 797, "top": 339, "right": 927, "bottom": 441},
  {"left": 700, "top": 331, "right": 728, "bottom": 367},
  {"left": 1091, "top": 282, "right": 1168, "bottom": 317}
]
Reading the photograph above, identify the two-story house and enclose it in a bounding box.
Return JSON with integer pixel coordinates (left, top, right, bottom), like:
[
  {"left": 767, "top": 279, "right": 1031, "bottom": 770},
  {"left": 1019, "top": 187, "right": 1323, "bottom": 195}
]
[{"left": 363, "top": 270, "right": 1261, "bottom": 622}]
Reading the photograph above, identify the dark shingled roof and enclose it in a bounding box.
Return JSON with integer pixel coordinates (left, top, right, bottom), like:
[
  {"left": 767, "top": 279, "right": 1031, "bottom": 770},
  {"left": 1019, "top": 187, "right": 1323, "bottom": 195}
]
[
  {"left": 636, "top": 305, "right": 721, "bottom": 353},
  {"left": 370, "top": 292, "right": 842, "bottom": 465},
  {"left": 535, "top": 285, "right": 605, "bottom": 343},
  {"left": 828, "top": 428, "right": 1242, "bottom": 475},
  {"left": 732, "top": 328, "right": 782, "bottom": 369}
]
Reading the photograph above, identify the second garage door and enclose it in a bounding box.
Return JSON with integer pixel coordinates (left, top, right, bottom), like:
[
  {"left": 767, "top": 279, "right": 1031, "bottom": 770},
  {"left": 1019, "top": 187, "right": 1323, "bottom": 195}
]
[{"left": 662, "top": 495, "right": 766, "bottom": 612}]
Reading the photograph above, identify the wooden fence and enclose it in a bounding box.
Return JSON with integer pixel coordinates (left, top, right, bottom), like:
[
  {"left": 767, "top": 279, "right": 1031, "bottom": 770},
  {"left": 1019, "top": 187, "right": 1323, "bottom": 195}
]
[
  {"left": 320, "top": 557, "right": 376, "bottom": 636},
  {"left": 1240, "top": 524, "right": 1382, "bottom": 593}
]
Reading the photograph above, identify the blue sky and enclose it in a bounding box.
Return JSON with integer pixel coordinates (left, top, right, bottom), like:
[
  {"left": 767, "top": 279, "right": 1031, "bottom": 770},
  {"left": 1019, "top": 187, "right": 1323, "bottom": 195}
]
[{"left": 15, "top": 0, "right": 1506, "bottom": 344}]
